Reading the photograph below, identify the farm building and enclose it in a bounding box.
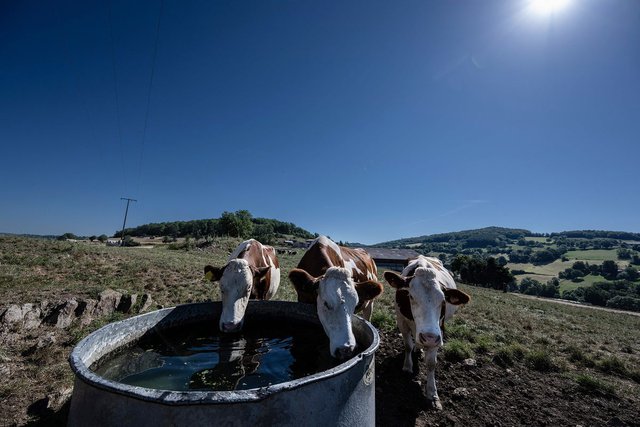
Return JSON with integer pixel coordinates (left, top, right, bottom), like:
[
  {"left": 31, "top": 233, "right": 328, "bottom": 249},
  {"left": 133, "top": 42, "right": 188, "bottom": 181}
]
[{"left": 364, "top": 248, "right": 421, "bottom": 271}]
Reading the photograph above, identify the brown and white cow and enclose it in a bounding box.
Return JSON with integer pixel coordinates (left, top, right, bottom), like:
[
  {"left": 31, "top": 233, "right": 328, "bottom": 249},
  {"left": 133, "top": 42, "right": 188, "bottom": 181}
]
[
  {"left": 288, "top": 236, "right": 384, "bottom": 359},
  {"left": 384, "top": 255, "right": 470, "bottom": 410},
  {"left": 204, "top": 239, "right": 280, "bottom": 333}
]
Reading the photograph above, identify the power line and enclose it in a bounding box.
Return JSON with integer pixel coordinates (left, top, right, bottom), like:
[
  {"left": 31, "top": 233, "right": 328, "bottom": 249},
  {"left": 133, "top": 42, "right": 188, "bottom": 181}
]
[
  {"left": 119, "top": 197, "right": 137, "bottom": 245},
  {"left": 136, "top": 0, "right": 165, "bottom": 196},
  {"left": 107, "top": 0, "right": 128, "bottom": 194}
]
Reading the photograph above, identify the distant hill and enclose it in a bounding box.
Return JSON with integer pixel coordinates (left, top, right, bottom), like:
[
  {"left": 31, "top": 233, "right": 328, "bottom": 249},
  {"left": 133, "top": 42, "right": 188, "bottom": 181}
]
[
  {"left": 375, "top": 227, "right": 640, "bottom": 249},
  {"left": 376, "top": 226, "right": 533, "bottom": 248}
]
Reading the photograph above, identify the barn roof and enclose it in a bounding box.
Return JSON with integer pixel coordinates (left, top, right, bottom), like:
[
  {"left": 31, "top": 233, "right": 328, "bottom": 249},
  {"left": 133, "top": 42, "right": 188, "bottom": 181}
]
[{"left": 364, "top": 247, "right": 421, "bottom": 261}]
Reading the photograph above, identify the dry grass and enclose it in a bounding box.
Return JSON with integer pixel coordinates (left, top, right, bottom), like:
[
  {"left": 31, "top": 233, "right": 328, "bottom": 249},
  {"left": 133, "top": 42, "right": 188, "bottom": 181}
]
[{"left": 1, "top": 236, "right": 640, "bottom": 425}]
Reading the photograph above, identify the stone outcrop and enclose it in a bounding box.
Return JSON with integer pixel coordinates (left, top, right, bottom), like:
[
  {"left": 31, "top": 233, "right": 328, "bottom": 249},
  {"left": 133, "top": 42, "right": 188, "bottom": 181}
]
[
  {"left": 93, "top": 289, "right": 123, "bottom": 317},
  {"left": 139, "top": 293, "right": 153, "bottom": 312},
  {"left": 117, "top": 294, "right": 137, "bottom": 314},
  {"left": 0, "top": 289, "right": 154, "bottom": 331},
  {"left": 1, "top": 305, "right": 25, "bottom": 325},
  {"left": 43, "top": 299, "right": 79, "bottom": 329}
]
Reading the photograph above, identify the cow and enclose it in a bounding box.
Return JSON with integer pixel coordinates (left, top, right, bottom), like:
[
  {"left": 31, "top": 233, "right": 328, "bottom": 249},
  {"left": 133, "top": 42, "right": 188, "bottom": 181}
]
[
  {"left": 383, "top": 255, "right": 470, "bottom": 410},
  {"left": 288, "top": 236, "right": 384, "bottom": 360},
  {"left": 204, "top": 239, "right": 280, "bottom": 333}
]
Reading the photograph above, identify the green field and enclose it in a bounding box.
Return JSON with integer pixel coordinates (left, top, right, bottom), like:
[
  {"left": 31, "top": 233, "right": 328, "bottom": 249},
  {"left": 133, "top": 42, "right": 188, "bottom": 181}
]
[
  {"left": 524, "top": 236, "right": 551, "bottom": 243},
  {"left": 564, "top": 249, "right": 625, "bottom": 263},
  {"left": 509, "top": 248, "right": 630, "bottom": 291},
  {"left": 559, "top": 275, "right": 611, "bottom": 293}
]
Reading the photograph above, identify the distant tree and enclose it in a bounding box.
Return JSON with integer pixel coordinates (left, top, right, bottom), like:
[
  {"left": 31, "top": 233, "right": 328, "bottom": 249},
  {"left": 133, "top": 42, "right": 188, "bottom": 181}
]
[
  {"left": 632, "top": 254, "right": 640, "bottom": 266},
  {"left": 618, "top": 248, "right": 632, "bottom": 260},
  {"left": 583, "top": 286, "right": 610, "bottom": 306},
  {"left": 606, "top": 296, "right": 640, "bottom": 312},
  {"left": 572, "top": 261, "right": 589, "bottom": 273},
  {"left": 253, "top": 223, "right": 275, "bottom": 245},
  {"left": 89, "top": 235, "right": 97, "bottom": 242},
  {"left": 601, "top": 260, "right": 619, "bottom": 280},
  {"left": 98, "top": 234, "right": 108, "bottom": 243},
  {"left": 57, "top": 232, "right": 77, "bottom": 241},
  {"left": 497, "top": 256, "right": 508, "bottom": 267},
  {"left": 121, "top": 236, "right": 140, "bottom": 247},
  {"left": 621, "top": 265, "right": 639, "bottom": 282}
]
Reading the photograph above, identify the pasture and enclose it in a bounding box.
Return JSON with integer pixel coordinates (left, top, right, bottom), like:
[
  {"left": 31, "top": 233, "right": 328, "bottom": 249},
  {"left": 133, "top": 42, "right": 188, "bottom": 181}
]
[
  {"left": 1, "top": 236, "right": 639, "bottom": 426},
  {"left": 564, "top": 249, "right": 628, "bottom": 265}
]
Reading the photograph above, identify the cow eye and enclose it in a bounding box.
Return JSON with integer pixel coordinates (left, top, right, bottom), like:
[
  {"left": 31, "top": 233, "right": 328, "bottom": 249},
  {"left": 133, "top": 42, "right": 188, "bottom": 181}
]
[
  {"left": 409, "top": 294, "right": 414, "bottom": 301},
  {"left": 324, "top": 301, "right": 331, "bottom": 310}
]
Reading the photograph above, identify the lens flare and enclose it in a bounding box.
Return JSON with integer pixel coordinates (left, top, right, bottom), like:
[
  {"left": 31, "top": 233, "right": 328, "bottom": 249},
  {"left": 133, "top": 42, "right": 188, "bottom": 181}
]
[{"left": 529, "top": 0, "right": 572, "bottom": 15}]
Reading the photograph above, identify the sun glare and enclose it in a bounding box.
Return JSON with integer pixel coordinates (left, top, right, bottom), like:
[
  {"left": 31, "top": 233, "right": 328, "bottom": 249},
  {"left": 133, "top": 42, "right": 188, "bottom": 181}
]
[{"left": 529, "top": 0, "right": 572, "bottom": 15}]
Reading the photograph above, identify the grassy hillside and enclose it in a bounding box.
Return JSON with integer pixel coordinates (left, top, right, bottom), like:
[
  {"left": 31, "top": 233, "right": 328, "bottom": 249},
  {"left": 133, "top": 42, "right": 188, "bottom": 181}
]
[{"left": 1, "top": 236, "right": 639, "bottom": 425}]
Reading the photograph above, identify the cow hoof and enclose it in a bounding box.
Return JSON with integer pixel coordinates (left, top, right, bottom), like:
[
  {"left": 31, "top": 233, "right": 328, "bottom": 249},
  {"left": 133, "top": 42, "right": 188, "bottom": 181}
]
[{"left": 425, "top": 398, "right": 442, "bottom": 411}]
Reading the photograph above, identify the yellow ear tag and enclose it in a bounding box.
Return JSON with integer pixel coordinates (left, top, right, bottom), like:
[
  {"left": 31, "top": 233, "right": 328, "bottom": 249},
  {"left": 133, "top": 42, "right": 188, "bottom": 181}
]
[{"left": 205, "top": 271, "right": 213, "bottom": 281}]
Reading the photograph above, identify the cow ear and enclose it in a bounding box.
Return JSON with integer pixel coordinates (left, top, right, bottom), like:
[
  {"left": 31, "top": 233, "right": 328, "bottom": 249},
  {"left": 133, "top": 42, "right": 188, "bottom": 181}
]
[
  {"left": 355, "top": 280, "right": 384, "bottom": 301},
  {"left": 384, "top": 271, "right": 411, "bottom": 289},
  {"left": 204, "top": 265, "right": 225, "bottom": 283},
  {"left": 444, "top": 288, "right": 470, "bottom": 305},
  {"left": 288, "top": 268, "right": 319, "bottom": 295},
  {"left": 253, "top": 266, "right": 271, "bottom": 279}
]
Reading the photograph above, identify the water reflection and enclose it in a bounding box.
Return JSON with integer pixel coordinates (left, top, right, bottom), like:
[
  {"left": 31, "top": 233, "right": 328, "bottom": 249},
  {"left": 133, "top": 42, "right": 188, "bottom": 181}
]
[{"left": 92, "top": 320, "right": 345, "bottom": 391}]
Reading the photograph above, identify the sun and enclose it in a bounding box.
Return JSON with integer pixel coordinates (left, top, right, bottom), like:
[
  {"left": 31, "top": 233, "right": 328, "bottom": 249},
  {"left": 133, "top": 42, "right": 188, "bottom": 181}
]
[{"left": 529, "top": 0, "right": 572, "bottom": 15}]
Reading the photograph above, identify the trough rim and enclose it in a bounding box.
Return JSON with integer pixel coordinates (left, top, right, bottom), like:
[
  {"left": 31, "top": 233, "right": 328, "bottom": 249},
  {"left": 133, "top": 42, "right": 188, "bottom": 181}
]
[{"left": 69, "top": 300, "right": 379, "bottom": 405}]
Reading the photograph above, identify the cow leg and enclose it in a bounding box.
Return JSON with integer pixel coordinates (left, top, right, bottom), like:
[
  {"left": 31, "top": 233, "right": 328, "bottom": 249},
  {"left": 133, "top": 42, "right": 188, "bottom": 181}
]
[
  {"left": 424, "top": 348, "right": 442, "bottom": 410},
  {"left": 360, "top": 300, "right": 373, "bottom": 321},
  {"left": 397, "top": 316, "right": 414, "bottom": 373}
]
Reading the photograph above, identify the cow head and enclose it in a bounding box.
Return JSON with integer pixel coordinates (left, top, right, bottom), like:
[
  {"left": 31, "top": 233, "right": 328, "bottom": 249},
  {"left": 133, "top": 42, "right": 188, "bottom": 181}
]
[
  {"left": 384, "top": 267, "right": 470, "bottom": 349},
  {"left": 289, "top": 267, "right": 383, "bottom": 359},
  {"left": 204, "top": 259, "right": 270, "bottom": 333}
]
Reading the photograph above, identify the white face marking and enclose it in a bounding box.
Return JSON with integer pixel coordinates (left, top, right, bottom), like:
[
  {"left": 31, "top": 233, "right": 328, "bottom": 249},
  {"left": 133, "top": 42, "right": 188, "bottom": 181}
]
[
  {"left": 316, "top": 267, "right": 359, "bottom": 359},
  {"left": 219, "top": 259, "right": 253, "bottom": 332},
  {"left": 408, "top": 267, "right": 445, "bottom": 349}
]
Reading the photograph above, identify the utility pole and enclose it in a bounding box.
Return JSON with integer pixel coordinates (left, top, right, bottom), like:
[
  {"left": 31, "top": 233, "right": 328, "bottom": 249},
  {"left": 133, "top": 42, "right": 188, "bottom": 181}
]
[{"left": 119, "top": 197, "right": 137, "bottom": 246}]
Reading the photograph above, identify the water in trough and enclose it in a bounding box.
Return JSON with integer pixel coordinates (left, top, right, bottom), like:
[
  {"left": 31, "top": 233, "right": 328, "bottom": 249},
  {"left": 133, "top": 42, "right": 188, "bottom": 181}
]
[{"left": 92, "top": 319, "right": 352, "bottom": 391}]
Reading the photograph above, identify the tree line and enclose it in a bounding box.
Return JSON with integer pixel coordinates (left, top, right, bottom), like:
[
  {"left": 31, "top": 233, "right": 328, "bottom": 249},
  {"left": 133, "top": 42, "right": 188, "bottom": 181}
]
[{"left": 112, "top": 210, "right": 315, "bottom": 245}]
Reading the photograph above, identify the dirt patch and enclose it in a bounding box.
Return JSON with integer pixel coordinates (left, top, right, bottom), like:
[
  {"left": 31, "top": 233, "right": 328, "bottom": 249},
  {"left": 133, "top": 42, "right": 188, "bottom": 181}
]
[{"left": 375, "top": 329, "right": 640, "bottom": 426}]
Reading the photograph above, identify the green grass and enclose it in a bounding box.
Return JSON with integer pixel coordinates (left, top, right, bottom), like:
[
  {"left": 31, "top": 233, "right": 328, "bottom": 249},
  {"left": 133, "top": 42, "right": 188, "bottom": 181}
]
[
  {"left": 574, "top": 374, "right": 615, "bottom": 395},
  {"left": 564, "top": 249, "right": 625, "bottom": 263},
  {"left": 524, "top": 237, "right": 550, "bottom": 243},
  {"left": 559, "top": 274, "right": 612, "bottom": 292},
  {"left": 508, "top": 259, "right": 572, "bottom": 280}
]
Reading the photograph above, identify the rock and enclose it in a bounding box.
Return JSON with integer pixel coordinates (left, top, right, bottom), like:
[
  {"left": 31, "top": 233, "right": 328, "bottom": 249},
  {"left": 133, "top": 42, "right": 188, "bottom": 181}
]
[
  {"left": 22, "top": 303, "right": 42, "bottom": 329},
  {"left": 47, "top": 387, "right": 73, "bottom": 410},
  {"left": 75, "top": 299, "right": 98, "bottom": 326},
  {"left": 36, "top": 332, "right": 57, "bottom": 349},
  {"left": 1, "top": 304, "right": 24, "bottom": 325},
  {"left": 117, "top": 294, "right": 138, "bottom": 313},
  {"left": 463, "top": 358, "right": 476, "bottom": 367},
  {"left": 139, "top": 294, "right": 153, "bottom": 312},
  {"left": 43, "top": 299, "right": 79, "bottom": 329},
  {"left": 25, "top": 332, "right": 57, "bottom": 356},
  {"left": 452, "top": 387, "right": 470, "bottom": 400},
  {"left": 93, "top": 289, "right": 122, "bottom": 317}
]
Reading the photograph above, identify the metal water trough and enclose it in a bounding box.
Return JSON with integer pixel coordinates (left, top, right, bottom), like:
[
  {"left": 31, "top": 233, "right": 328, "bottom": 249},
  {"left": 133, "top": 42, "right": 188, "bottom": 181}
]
[{"left": 68, "top": 301, "right": 379, "bottom": 427}]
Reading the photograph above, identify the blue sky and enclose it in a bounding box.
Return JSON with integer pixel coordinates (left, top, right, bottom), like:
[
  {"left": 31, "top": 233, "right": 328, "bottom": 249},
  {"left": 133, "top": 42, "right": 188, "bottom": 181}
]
[{"left": 1, "top": 0, "right": 639, "bottom": 244}]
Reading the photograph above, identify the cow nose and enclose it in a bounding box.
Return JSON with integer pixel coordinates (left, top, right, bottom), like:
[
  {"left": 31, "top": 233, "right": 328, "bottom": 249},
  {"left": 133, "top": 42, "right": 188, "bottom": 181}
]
[
  {"left": 418, "top": 333, "right": 441, "bottom": 347},
  {"left": 222, "top": 322, "right": 240, "bottom": 333},
  {"left": 334, "top": 345, "right": 355, "bottom": 360}
]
